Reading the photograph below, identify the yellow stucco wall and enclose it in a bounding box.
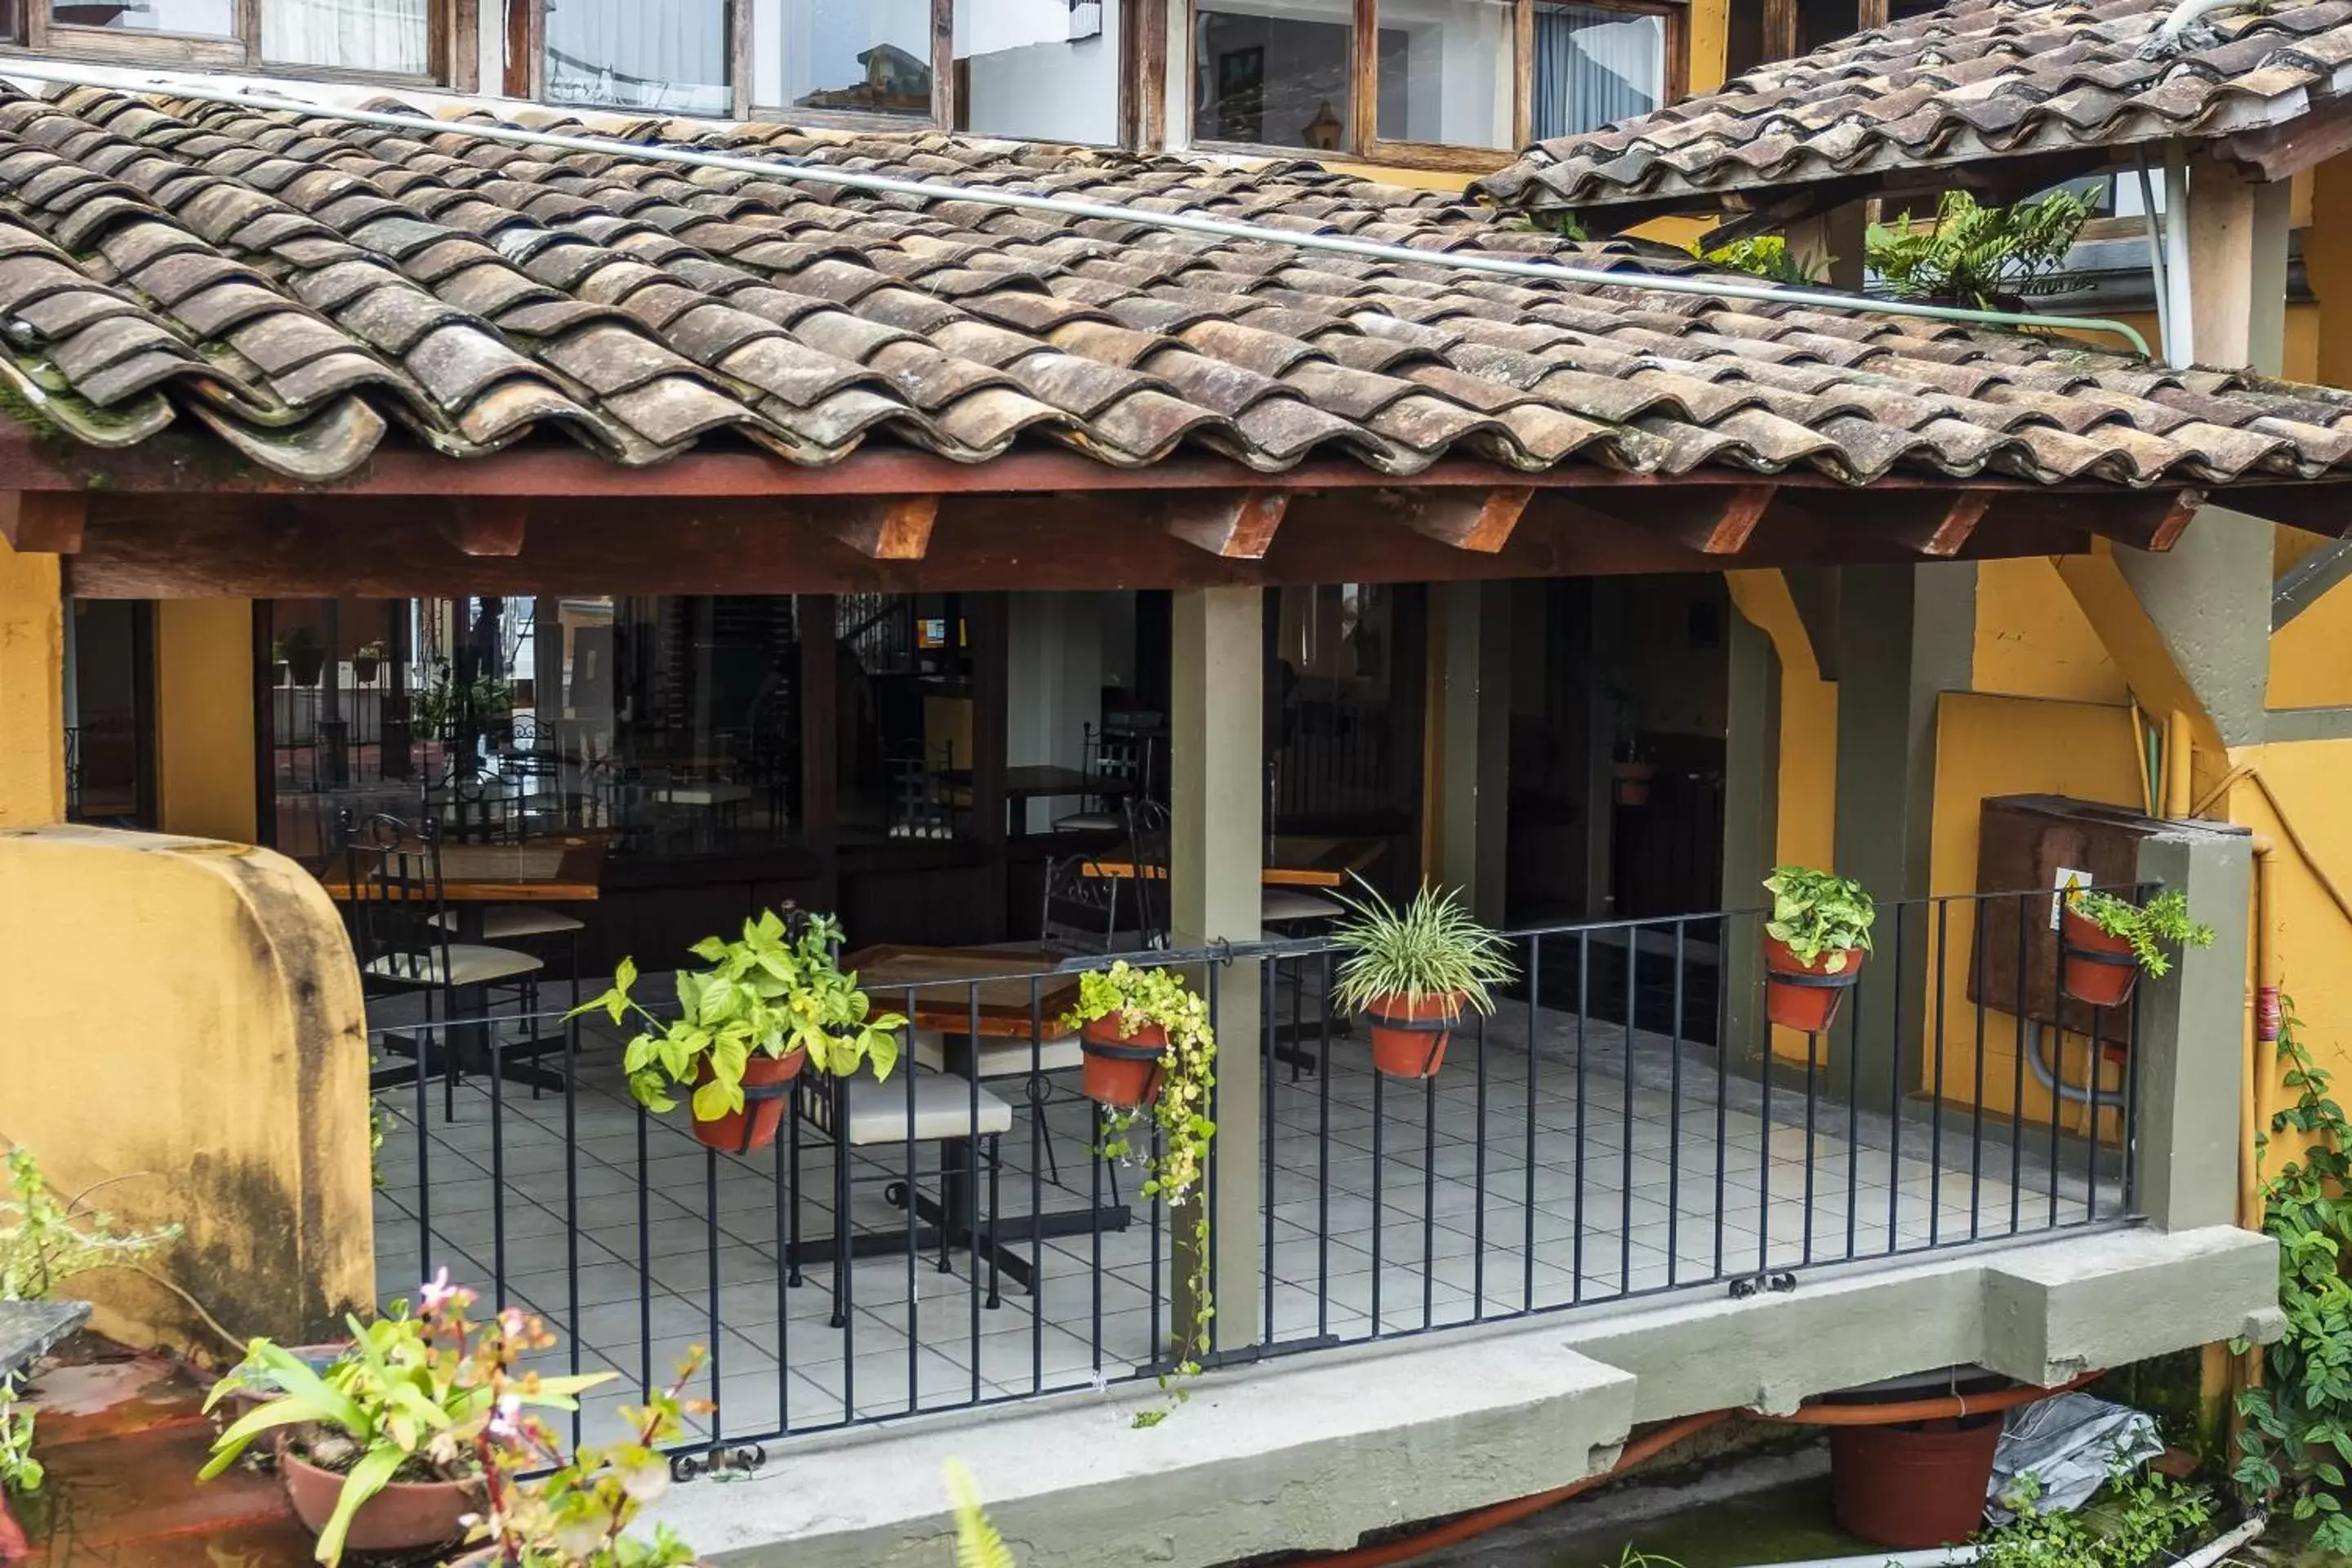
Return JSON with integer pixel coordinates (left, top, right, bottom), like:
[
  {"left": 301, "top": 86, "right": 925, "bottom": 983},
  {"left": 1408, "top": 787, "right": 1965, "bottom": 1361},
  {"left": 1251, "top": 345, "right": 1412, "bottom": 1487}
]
[
  {"left": 2269, "top": 585, "right": 2352, "bottom": 708},
  {"left": 155, "top": 597, "right": 260, "bottom": 844},
  {"left": 1972, "top": 557, "right": 2130, "bottom": 706},
  {"left": 0, "top": 824, "right": 373, "bottom": 1351},
  {"left": 2219, "top": 749, "right": 2352, "bottom": 1124},
  {"left": 0, "top": 537, "right": 64, "bottom": 828}
]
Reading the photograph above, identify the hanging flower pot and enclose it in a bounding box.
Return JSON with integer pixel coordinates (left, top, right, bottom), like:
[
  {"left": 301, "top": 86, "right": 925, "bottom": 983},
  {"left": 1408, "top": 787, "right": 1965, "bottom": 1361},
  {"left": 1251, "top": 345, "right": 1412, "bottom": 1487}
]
[
  {"left": 1078, "top": 1018, "right": 1167, "bottom": 1109},
  {"left": 2060, "top": 906, "right": 2139, "bottom": 1009},
  {"left": 278, "top": 1437, "right": 480, "bottom": 1560},
  {"left": 351, "top": 657, "right": 380, "bottom": 684},
  {"left": 1364, "top": 991, "right": 1460, "bottom": 1080},
  {"left": 1611, "top": 759, "right": 1656, "bottom": 807},
  {"left": 691, "top": 1048, "right": 806, "bottom": 1154},
  {"left": 1762, "top": 935, "right": 1866, "bottom": 1033},
  {"left": 1829, "top": 1414, "right": 2003, "bottom": 1548}
]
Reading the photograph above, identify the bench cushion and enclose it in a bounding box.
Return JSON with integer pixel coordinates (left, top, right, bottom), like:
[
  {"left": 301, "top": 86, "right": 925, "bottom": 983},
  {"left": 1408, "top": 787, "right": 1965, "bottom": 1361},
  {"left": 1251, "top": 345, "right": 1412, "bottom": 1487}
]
[{"left": 842, "top": 1074, "right": 1013, "bottom": 1143}]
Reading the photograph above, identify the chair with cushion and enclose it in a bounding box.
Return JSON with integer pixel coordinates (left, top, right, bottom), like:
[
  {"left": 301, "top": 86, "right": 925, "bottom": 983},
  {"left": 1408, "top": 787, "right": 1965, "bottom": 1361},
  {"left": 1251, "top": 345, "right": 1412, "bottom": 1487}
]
[{"left": 1052, "top": 723, "right": 1156, "bottom": 834}]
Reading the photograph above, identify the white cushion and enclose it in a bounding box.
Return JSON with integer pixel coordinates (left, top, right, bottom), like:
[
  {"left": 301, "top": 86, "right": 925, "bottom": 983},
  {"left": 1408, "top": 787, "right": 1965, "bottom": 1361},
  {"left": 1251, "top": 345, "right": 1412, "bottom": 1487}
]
[
  {"left": 1261, "top": 888, "right": 1343, "bottom": 924},
  {"left": 430, "top": 906, "right": 586, "bottom": 940},
  {"left": 657, "top": 784, "right": 754, "bottom": 807},
  {"left": 911, "top": 1028, "right": 1085, "bottom": 1079},
  {"left": 365, "top": 943, "right": 544, "bottom": 987},
  {"left": 1050, "top": 810, "right": 1123, "bottom": 832},
  {"left": 842, "top": 1074, "right": 1012, "bottom": 1144}
]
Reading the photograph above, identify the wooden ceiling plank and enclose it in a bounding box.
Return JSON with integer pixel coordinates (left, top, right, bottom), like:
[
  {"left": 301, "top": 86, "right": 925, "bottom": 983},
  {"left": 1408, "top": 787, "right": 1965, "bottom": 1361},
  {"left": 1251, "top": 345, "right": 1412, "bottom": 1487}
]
[
  {"left": 826, "top": 495, "right": 938, "bottom": 560},
  {"left": 0, "top": 492, "right": 85, "bottom": 553},
  {"left": 1162, "top": 489, "right": 1289, "bottom": 558}
]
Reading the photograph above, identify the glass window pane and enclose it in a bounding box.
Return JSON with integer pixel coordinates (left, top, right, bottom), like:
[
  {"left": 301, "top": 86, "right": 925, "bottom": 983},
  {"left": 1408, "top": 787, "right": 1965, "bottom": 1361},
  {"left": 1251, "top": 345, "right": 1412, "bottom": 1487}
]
[
  {"left": 762, "top": 0, "right": 935, "bottom": 118},
  {"left": 955, "top": 0, "right": 1119, "bottom": 145},
  {"left": 1374, "top": 0, "right": 1516, "bottom": 149},
  {"left": 262, "top": 0, "right": 429, "bottom": 74},
  {"left": 1532, "top": 2, "right": 1666, "bottom": 140},
  {"left": 1193, "top": 0, "right": 1354, "bottom": 150},
  {"left": 546, "top": 0, "right": 732, "bottom": 118},
  {"left": 50, "top": 0, "right": 234, "bottom": 35}
]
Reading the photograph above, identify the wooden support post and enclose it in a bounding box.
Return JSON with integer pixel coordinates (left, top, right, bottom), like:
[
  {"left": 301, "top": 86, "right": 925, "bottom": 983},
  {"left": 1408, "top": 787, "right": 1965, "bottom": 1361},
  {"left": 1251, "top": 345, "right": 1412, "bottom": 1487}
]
[
  {"left": 824, "top": 496, "right": 938, "bottom": 561},
  {"left": 0, "top": 492, "right": 85, "bottom": 555},
  {"left": 1161, "top": 490, "right": 1288, "bottom": 559},
  {"left": 2188, "top": 151, "right": 2292, "bottom": 374}
]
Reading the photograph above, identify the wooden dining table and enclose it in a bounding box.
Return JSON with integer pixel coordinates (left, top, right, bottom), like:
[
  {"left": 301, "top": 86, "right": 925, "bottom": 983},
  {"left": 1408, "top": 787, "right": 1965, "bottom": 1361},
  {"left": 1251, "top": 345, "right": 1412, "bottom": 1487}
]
[{"left": 1080, "top": 834, "right": 1383, "bottom": 889}]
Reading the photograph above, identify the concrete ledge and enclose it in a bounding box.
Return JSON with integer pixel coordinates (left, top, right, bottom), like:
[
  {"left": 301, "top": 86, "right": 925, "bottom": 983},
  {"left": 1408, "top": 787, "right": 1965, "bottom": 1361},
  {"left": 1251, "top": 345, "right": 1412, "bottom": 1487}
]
[
  {"left": 660, "top": 1332, "right": 1637, "bottom": 1568},
  {"left": 666, "top": 1224, "right": 2277, "bottom": 1568}
]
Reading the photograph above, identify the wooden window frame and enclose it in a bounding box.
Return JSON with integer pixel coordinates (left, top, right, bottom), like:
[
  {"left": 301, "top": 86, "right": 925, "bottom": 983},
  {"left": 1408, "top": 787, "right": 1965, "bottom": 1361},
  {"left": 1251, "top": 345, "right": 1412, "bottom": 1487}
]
[
  {"left": 1184, "top": 0, "right": 1684, "bottom": 172},
  {"left": 10, "top": 0, "right": 475, "bottom": 90}
]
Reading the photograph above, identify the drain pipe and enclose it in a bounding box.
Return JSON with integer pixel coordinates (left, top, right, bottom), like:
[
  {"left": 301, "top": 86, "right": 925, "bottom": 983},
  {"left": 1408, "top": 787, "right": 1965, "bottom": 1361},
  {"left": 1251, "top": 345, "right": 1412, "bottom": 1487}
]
[
  {"left": 2135, "top": 154, "right": 2173, "bottom": 363},
  {"left": 0, "top": 61, "right": 2153, "bottom": 359},
  {"left": 2162, "top": 142, "right": 2198, "bottom": 366}
]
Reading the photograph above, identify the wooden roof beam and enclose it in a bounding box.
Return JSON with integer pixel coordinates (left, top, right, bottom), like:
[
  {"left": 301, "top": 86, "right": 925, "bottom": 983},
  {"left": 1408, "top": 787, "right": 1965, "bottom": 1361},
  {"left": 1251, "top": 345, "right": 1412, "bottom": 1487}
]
[
  {"left": 1382, "top": 486, "right": 1535, "bottom": 553},
  {"left": 0, "top": 492, "right": 83, "bottom": 553},
  {"left": 823, "top": 495, "right": 938, "bottom": 560},
  {"left": 2212, "top": 95, "right": 2352, "bottom": 185},
  {"left": 1160, "top": 489, "right": 1289, "bottom": 558}
]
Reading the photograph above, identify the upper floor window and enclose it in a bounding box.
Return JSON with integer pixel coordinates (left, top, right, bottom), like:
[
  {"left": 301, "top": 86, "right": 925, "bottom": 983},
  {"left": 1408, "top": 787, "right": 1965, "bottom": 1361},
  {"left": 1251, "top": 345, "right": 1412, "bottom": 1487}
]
[
  {"left": 20, "top": 0, "right": 444, "bottom": 80},
  {"left": 534, "top": 0, "right": 1124, "bottom": 146},
  {"left": 1191, "top": 0, "right": 1680, "bottom": 165}
]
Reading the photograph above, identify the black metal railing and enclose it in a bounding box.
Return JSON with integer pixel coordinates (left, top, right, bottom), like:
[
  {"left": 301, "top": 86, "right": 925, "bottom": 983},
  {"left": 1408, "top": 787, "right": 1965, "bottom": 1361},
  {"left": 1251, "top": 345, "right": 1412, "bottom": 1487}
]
[{"left": 368, "top": 887, "right": 2140, "bottom": 1463}]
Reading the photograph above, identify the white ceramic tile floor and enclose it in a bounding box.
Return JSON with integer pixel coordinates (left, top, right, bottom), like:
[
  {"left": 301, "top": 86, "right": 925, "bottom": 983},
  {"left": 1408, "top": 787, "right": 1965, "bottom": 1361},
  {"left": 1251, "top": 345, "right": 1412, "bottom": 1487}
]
[{"left": 374, "top": 997, "right": 2117, "bottom": 1445}]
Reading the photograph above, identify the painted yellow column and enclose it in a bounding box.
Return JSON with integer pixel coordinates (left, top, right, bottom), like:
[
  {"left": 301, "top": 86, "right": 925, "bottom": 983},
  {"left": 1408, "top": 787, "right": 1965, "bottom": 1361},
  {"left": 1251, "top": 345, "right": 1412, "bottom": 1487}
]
[
  {"left": 154, "top": 598, "right": 260, "bottom": 844},
  {"left": 0, "top": 535, "right": 65, "bottom": 828}
]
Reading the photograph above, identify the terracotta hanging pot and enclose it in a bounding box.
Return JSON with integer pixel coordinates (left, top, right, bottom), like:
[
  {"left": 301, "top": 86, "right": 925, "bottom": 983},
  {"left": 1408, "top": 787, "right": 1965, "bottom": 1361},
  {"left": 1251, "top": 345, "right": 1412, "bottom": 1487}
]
[
  {"left": 1611, "top": 760, "right": 1656, "bottom": 807},
  {"left": 1829, "top": 1414, "right": 2003, "bottom": 1548},
  {"left": 1762, "top": 935, "right": 1865, "bottom": 1033},
  {"left": 1078, "top": 1018, "right": 1166, "bottom": 1108},
  {"left": 351, "top": 656, "right": 381, "bottom": 684},
  {"left": 278, "top": 1439, "right": 481, "bottom": 1559},
  {"left": 2060, "top": 908, "right": 2140, "bottom": 1009},
  {"left": 690, "top": 1049, "right": 806, "bottom": 1154},
  {"left": 1364, "top": 992, "right": 1461, "bottom": 1080}
]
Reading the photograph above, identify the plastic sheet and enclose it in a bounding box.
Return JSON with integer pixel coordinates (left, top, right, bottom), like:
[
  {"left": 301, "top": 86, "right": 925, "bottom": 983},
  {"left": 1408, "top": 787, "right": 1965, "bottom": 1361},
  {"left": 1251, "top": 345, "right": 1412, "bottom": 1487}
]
[{"left": 1985, "top": 1392, "right": 2164, "bottom": 1523}]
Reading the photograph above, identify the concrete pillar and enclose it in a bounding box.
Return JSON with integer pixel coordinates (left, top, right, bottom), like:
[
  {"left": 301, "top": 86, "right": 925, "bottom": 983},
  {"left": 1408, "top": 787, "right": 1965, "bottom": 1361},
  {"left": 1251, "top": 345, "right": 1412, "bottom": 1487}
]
[
  {"left": 1171, "top": 586, "right": 1263, "bottom": 1350},
  {"left": 1832, "top": 562, "right": 1975, "bottom": 1103},
  {"left": 1722, "top": 606, "right": 1781, "bottom": 1062},
  {"left": 2131, "top": 822, "right": 2253, "bottom": 1232},
  {"left": 2187, "top": 151, "right": 2292, "bottom": 375},
  {"left": 155, "top": 599, "right": 260, "bottom": 844},
  {"left": 0, "top": 536, "right": 65, "bottom": 828},
  {"left": 1432, "top": 580, "right": 1512, "bottom": 925}
]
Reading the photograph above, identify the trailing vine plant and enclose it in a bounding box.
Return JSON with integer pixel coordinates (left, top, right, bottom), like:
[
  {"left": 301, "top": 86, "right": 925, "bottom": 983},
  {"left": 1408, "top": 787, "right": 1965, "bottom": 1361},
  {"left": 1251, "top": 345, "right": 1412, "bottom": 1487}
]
[
  {"left": 1061, "top": 961, "right": 1218, "bottom": 1427},
  {"left": 2066, "top": 888, "right": 2216, "bottom": 978},
  {"left": 2234, "top": 993, "right": 2352, "bottom": 1548}
]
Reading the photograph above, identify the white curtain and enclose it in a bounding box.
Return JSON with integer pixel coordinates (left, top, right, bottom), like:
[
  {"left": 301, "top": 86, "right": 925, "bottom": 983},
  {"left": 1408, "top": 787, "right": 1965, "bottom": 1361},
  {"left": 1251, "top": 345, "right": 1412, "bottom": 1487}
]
[
  {"left": 261, "top": 0, "right": 430, "bottom": 72},
  {"left": 544, "top": 0, "right": 732, "bottom": 115},
  {"left": 1532, "top": 2, "right": 1664, "bottom": 140}
]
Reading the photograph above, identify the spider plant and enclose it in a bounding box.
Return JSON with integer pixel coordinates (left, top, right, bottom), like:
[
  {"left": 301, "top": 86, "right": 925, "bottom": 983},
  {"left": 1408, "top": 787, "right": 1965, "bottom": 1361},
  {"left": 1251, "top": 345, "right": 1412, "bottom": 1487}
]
[{"left": 1330, "top": 879, "right": 1517, "bottom": 1022}]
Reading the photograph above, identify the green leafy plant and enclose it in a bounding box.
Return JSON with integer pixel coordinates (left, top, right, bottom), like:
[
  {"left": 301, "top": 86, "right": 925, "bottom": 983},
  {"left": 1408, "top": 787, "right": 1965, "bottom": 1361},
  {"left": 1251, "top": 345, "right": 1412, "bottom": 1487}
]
[
  {"left": 945, "top": 1459, "right": 1014, "bottom": 1568},
  {"left": 412, "top": 670, "right": 514, "bottom": 732},
  {"left": 464, "top": 1329, "right": 706, "bottom": 1567},
  {"left": 578, "top": 910, "right": 906, "bottom": 1123},
  {"left": 1976, "top": 1463, "right": 2212, "bottom": 1568},
  {"left": 1762, "top": 866, "right": 1876, "bottom": 971},
  {"left": 1062, "top": 961, "right": 1217, "bottom": 1426},
  {"left": 351, "top": 640, "right": 388, "bottom": 662},
  {"left": 0, "top": 1145, "right": 182, "bottom": 1303},
  {"left": 2235, "top": 994, "right": 2352, "bottom": 1548},
  {"left": 1330, "top": 879, "right": 1517, "bottom": 1022},
  {"left": 1867, "top": 188, "right": 2094, "bottom": 311},
  {"left": 200, "top": 1273, "right": 613, "bottom": 1566},
  {"left": 2066, "top": 889, "right": 2216, "bottom": 979},
  {"left": 1695, "top": 234, "right": 1819, "bottom": 285},
  {"left": 0, "top": 1375, "right": 38, "bottom": 1497}
]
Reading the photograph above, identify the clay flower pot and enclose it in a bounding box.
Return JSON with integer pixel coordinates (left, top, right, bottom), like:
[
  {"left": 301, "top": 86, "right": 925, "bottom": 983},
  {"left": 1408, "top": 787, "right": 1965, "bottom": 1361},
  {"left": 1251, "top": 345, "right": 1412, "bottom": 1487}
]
[
  {"left": 691, "top": 1048, "right": 806, "bottom": 1154},
  {"left": 1762, "top": 936, "right": 1865, "bottom": 1033},
  {"left": 351, "top": 657, "right": 380, "bottom": 684},
  {"left": 1829, "top": 1414, "right": 2003, "bottom": 1548},
  {"left": 1364, "top": 991, "right": 1461, "bottom": 1080},
  {"left": 278, "top": 1442, "right": 480, "bottom": 1559},
  {"left": 1078, "top": 1018, "right": 1166, "bottom": 1108},
  {"left": 1611, "top": 760, "right": 1655, "bottom": 808},
  {"left": 2061, "top": 907, "right": 2139, "bottom": 1009}
]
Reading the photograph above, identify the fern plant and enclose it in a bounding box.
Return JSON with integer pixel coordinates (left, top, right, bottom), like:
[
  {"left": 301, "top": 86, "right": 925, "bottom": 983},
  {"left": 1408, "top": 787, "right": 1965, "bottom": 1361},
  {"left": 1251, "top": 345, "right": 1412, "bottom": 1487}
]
[
  {"left": 1695, "top": 234, "right": 1820, "bottom": 285},
  {"left": 945, "top": 1460, "right": 1015, "bottom": 1568},
  {"left": 1867, "top": 189, "right": 2094, "bottom": 311}
]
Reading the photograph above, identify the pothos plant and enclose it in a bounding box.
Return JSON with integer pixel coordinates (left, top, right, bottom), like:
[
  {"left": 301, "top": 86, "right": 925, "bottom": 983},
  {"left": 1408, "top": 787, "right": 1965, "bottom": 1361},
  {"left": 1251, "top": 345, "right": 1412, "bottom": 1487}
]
[
  {"left": 1061, "top": 961, "right": 1217, "bottom": 1427},
  {"left": 578, "top": 910, "right": 906, "bottom": 1123},
  {"left": 2066, "top": 889, "right": 2216, "bottom": 978},
  {"left": 2234, "top": 994, "right": 2352, "bottom": 1548},
  {"left": 1762, "top": 866, "right": 1876, "bottom": 971}
]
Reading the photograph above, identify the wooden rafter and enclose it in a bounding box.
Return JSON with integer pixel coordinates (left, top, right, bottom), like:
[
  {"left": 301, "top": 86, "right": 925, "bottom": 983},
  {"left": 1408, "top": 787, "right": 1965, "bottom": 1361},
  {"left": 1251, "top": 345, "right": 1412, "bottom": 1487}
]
[
  {"left": 823, "top": 496, "right": 939, "bottom": 560},
  {"left": 2211, "top": 96, "right": 2352, "bottom": 185},
  {"left": 1383, "top": 487, "right": 1535, "bottom": 553},
  {"left": 443, "top": 499, "right": 528, "bottom": 557},
  {"left": 1887, "top": 491, "right": 1993, "bottom": 558},
  {"left": 0, "top": 492, "right": 85, "bottom": 554},
  {"left": 1160, "top": 489, "right": 1289, "bottom": 558}
]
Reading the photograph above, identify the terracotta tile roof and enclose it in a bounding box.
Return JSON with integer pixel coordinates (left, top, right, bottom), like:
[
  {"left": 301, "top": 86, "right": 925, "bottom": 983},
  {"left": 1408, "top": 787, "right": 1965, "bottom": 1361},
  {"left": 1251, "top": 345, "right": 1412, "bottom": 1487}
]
[
  {"left": 0, "top": 83, "right": 2348, "bottom": 492},
  {"left": 1476, "top": 0, "right": 2352, "bottom": 217}
]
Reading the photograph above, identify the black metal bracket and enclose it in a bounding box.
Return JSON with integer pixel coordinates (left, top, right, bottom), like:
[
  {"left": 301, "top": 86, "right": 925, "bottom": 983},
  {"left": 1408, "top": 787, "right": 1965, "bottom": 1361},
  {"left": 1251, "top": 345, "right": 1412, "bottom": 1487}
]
[
  {"left": 1728, "top": 1271, "right": 1800, "bottom": 1300},
  {"left": 670, "top": 1442, "right": 768, "bottom": 1484}
]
